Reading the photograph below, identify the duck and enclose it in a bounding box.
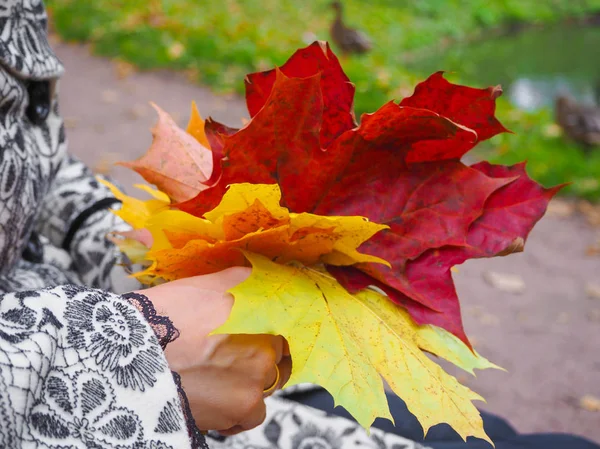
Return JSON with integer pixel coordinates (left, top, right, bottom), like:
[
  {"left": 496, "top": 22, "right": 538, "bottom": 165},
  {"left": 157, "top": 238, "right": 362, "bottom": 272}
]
[
  {"left": 330, "top": 1, "right": 372, "bottom": 56},
  {"left": 555, "top": 95, "right": 600, "bottom": 152}
]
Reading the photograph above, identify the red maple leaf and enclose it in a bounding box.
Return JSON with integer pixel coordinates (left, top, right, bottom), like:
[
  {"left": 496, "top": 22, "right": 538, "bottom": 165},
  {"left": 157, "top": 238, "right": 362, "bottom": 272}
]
[
  {"left": 172, "top": 42, "right": 560, "bottom": 346},
  {"left": 329, "top": 162, "right": 561, "bottom": 344}
]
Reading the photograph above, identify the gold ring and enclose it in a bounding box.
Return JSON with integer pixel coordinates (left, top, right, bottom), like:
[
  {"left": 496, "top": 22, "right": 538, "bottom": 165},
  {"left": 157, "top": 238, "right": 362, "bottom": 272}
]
[{"left": 262, "top": 364, "right": 280, "bottom": 396}]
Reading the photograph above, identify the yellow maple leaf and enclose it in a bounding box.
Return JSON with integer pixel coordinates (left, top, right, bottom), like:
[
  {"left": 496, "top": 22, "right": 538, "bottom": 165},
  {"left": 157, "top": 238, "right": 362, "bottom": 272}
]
[
  {"left": 108, "top": 230, "right": 152, "bottom": 265},
  {"left": 99, "top": 179, "right": 169, "bottom": 229},
  {"left": 217, "top": 251, "right": 492, "bottom": 443},
  {"left": 413, "top": 323, "right": 503, "bottom": 375},
  {"left": 111, "top": 183, "right": 388, "bottom": 283}
]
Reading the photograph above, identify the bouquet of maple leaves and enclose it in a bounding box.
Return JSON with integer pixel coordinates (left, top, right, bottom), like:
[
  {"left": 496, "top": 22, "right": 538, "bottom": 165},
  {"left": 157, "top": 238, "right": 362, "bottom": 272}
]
[{"left": 104, "top": 42, "right": 560, "bottom": 443}]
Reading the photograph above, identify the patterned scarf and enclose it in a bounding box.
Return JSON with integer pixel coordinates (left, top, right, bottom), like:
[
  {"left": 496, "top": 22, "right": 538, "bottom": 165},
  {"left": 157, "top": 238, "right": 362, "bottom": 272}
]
[{"left": 0, "top": 0, "right": 66, "bottom": 274}]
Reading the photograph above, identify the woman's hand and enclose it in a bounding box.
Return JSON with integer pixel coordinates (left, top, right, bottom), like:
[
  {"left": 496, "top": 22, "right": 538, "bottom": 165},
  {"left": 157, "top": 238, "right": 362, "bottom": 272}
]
[{"left": 137, "top": 267, "right": 291, "bottom": 435}]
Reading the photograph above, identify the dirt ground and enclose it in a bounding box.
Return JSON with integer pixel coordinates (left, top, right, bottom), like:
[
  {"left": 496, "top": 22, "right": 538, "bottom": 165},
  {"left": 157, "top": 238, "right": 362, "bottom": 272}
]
[{"left": 52, "top": 40, "right": 600, "bottom": 444}]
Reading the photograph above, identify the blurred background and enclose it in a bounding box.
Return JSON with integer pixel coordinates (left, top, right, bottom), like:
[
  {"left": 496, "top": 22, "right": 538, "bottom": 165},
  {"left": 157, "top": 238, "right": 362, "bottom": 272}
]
[{"left": 45, "top": 0, "right": 600, "bottom": 444}]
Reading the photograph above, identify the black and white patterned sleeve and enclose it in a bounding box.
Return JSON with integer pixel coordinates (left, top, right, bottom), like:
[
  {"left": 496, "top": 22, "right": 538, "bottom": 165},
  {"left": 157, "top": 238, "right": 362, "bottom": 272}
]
[
  {"left": 36, "top": 154, "right": 140, "bottom": 293},
  {"left": 0, "top": 284, "right": 206, "bottom": 449}
]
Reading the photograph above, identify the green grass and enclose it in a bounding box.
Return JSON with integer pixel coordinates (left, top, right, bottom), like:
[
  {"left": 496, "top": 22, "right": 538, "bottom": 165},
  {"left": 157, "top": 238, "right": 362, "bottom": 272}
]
[{"left": 47, "top": 0, "right": 600, "bottom": 200}]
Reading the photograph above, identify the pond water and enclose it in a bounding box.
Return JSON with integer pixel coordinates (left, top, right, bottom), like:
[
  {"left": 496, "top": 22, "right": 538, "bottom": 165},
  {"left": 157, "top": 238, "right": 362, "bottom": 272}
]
[{"left": 406, "top": 25, "right": 600, "bottom": 111}]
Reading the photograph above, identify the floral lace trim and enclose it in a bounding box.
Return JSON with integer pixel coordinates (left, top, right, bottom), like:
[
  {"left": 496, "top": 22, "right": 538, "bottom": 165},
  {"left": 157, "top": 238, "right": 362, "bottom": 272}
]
[
  {"left": 172, "top": 371, "right": 209, "bottom": 449},
  {"left": 122, "top": 292, "right": 206, "bottom": 447},
  {"left": 122, "top": 292, "right": 180, "bottom": 349}
]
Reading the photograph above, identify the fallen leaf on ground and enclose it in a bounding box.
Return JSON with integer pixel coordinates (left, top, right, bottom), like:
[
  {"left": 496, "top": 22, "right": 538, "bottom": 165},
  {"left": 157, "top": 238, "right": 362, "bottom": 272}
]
[
  {"left": 113, "top": 59, "right": 136, "bottom": 79},
  {"left": 516, "top": 311, "right": 529, "bottom": 323},
  {"left": 168, "top": 41, "right": 185, "bottom": 59},
  {"left": 578, "top": 201, "right": 600, "bottom": 227},
  {"left": 302, "top": 31, "right": 317, "bottom": 44},
  {"left": 482, "top": 271, "right": 526, "bottom": 294},
  {"left": 478, "top": 313, "right": 500, "bottom": 326},
  {"left": 585, "top": 283, "right": 600, "bottom": 300},
  {"left": 466, "top": 306, "right": 484, "bottom": 317},
  {"left": 93, "top": 152, "right": 122, "bottom": 175},
  {"left": 588, "top": 309, "right": 600, "bottom": 322},
  {"left": 579, "top": 395, "right": 600, "bottom": 412},
  {"left": 546, "top": 198, "right": 575, "bottom": 218},
  {"left": 48, "top": 33, "right": 62, "bottom": 46},
  {"left": 542, "top": 123, "right": 562, "bottom": 138},
  {"left": 586, "top": 241, "right": 600, "bottom": 257},
  {"left": 63, "top": 116, "right": 79, "bottom": 129},
  {"left": 101, "top": 89, "right": 118, "bottom": 104},
  {"left": 125, "top": 104, "right": 148, "bottom": 120}
]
